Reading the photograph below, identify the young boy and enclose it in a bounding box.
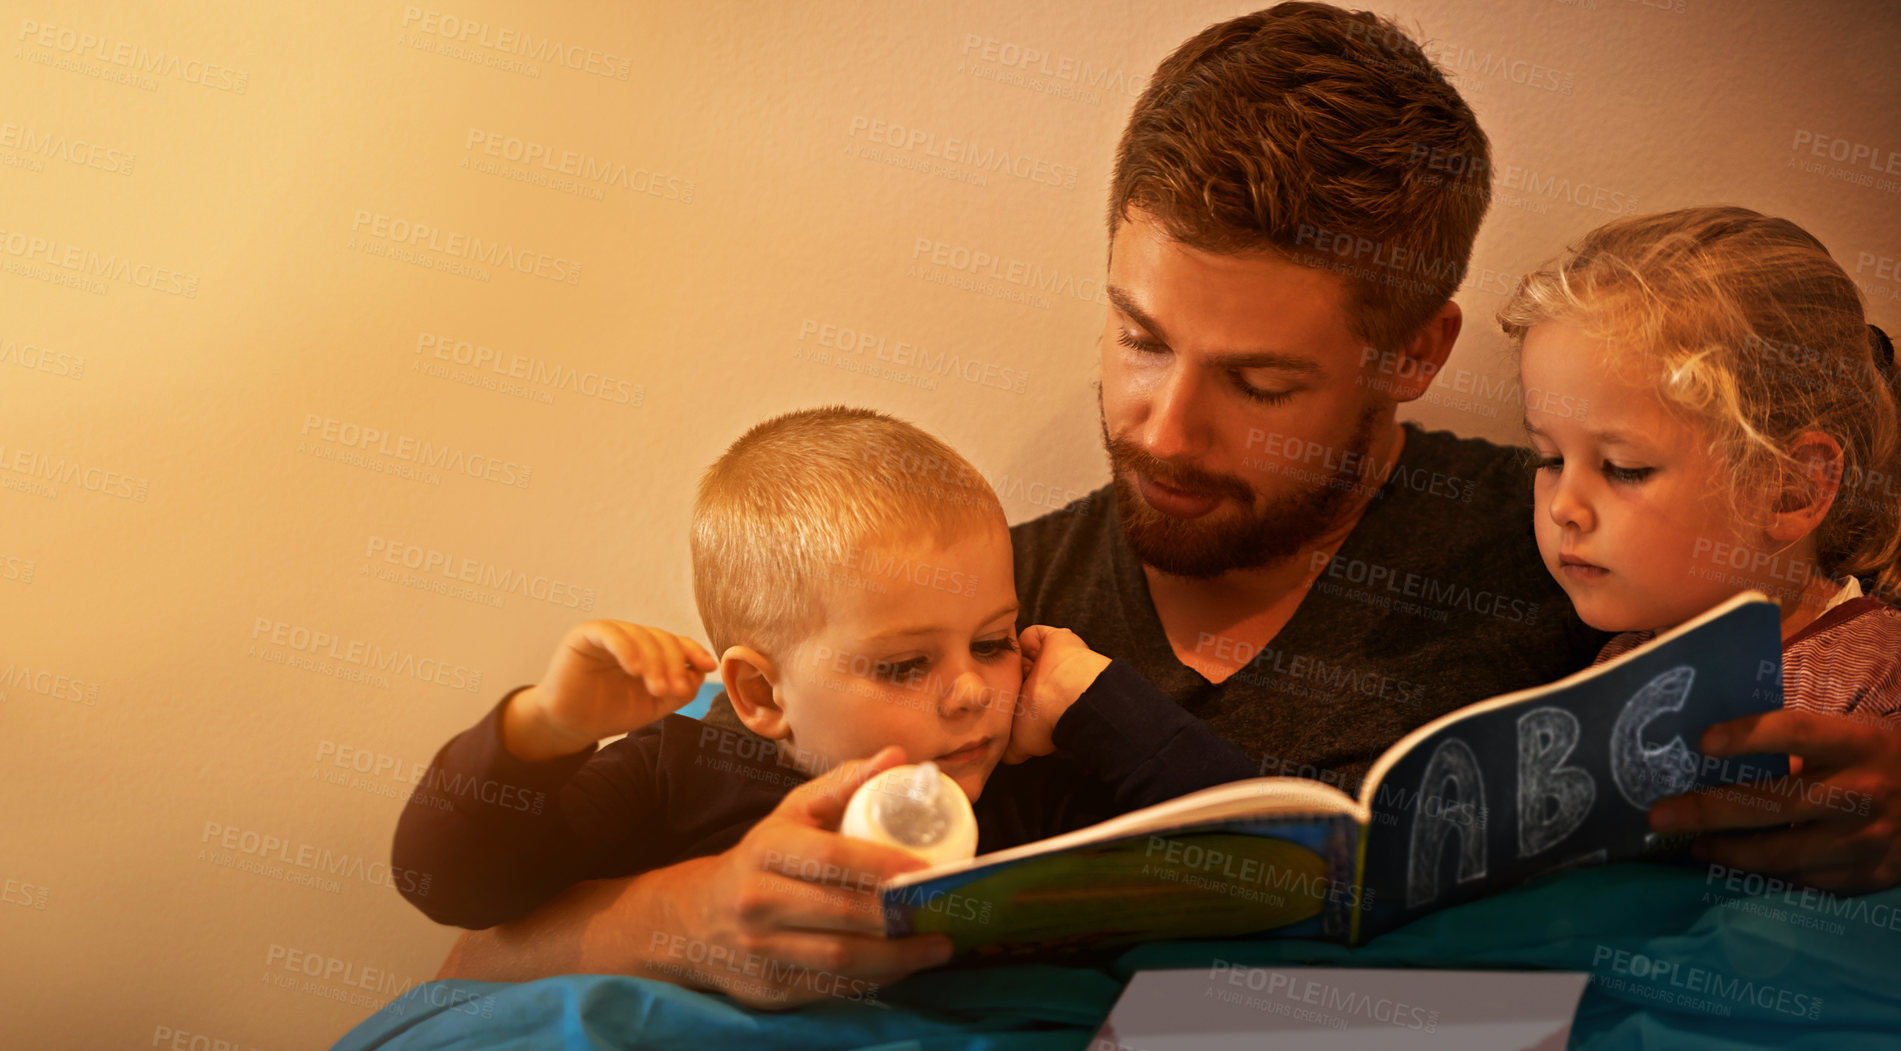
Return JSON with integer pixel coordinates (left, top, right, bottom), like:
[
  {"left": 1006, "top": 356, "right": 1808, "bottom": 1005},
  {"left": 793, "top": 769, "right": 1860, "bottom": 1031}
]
[{"left": 393, "top": 407, "right": 1258, "bottom": 931}]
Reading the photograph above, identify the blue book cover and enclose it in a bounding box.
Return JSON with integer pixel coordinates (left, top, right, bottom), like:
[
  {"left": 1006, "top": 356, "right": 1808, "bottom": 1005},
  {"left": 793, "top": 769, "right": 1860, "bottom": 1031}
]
[
  {"left": 1352, "top": 591, "right": 1787, "bottom": 939},
  {"left": 881, "top": 592, "right": 1788, "bottom": 957}
]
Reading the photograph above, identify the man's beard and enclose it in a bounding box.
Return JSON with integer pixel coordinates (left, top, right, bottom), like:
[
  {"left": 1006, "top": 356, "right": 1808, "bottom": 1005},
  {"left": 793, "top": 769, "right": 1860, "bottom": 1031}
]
[{"left": 1102, "top": 400, "right": 1382, "bottom": 579}]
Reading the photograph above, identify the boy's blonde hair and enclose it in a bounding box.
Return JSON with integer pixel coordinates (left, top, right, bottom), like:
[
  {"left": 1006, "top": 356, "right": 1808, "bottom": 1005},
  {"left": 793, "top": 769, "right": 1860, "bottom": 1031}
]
[
  {"left": 1498, "top": 205, "right": 1901, "bottom": 600},
  {"left": 690, "top": 407, "right": 1005, "bottom": 659}
]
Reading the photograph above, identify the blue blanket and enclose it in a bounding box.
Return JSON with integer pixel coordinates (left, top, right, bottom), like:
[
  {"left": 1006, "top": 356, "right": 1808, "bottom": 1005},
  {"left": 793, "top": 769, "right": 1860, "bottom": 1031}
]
[{"left": 334, "top": 863, "right": 1901, "bottom": 1050}]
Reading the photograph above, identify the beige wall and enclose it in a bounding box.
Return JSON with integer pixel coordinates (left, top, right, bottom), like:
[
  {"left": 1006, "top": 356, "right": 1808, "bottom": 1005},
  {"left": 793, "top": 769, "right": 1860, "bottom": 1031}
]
[{"left": 3, "top": 0, "right": 1897, "bottom": 1045}]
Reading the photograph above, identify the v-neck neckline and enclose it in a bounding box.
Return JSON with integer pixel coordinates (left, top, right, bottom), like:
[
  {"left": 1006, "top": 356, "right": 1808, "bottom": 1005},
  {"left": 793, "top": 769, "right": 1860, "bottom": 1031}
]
[{"left": 1109, "top": 423, "right": 1429, "bottom": 695}]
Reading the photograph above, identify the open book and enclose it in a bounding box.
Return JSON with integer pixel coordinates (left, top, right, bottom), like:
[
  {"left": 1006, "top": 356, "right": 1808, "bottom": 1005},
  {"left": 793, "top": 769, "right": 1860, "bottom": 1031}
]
[{"left": 884, "top": 592, "right": 1789, "bottom": 957}]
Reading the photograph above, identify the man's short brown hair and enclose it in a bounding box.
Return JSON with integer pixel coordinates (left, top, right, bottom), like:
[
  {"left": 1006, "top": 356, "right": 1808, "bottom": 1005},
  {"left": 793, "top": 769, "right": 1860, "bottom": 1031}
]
[{"left": 1110, "top": 2, "right": 1491, "bottom": 353}]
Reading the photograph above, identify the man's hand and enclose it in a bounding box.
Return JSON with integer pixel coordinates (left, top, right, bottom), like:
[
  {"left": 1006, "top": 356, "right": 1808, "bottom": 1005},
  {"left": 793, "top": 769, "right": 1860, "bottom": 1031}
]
[
  {"left": 503, "top": 621, "right": 719, "bottom": 760},
  {"left": 651, "top": 745, "right": 955, "bottom": 1007},
  {"left": 1649, "top": 709, "right": 1901, "bottom": 894},
  {"left": 1004, "top": 625, "right": 1112, "bottom": 764},
  {"left": 438, "top": 746, "right": 956, "bottom": 1005}
]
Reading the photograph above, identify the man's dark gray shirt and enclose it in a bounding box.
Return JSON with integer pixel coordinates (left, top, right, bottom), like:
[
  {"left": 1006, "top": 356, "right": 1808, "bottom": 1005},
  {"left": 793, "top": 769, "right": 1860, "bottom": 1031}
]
[{"left": 1010, "top": 424, "right": 1611, "bottom": 790}]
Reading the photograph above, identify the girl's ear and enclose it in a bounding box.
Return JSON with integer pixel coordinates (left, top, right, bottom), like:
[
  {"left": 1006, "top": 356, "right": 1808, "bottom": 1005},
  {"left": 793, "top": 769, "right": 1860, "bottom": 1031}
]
[
  {"left": 1766, "top": 430, "right": 1845, "bottom": 541},
  {"left": 722, "top": 646, "right": 791, "bottom": 740}
]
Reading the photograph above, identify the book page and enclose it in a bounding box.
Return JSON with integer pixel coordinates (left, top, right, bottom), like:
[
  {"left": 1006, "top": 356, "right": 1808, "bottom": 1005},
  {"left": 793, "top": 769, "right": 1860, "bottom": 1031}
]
[{"left": 887, "top": 775, "right": 1363, "bottom": 889}]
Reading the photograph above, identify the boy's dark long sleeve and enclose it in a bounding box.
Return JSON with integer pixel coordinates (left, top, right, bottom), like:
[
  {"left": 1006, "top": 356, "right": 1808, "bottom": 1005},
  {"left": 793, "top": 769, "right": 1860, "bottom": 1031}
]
[
  {"left": 392, "top": 692, "right": 797, "bottom": 929},
  {"left": 391, "top": 689, "right": 606, "bottom": 928},
  {"left": 394, "top": 662, "right": 1259, "bottom": 928},
  {"left": 1050, "top": 659, "right": 1261, "bottom": 809}
]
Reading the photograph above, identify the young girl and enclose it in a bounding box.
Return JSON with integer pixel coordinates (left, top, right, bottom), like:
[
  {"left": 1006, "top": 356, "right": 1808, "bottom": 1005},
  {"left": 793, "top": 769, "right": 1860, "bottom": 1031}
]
[{"left": 1499, "top": 205, "right": 1901, "bottom": 719}]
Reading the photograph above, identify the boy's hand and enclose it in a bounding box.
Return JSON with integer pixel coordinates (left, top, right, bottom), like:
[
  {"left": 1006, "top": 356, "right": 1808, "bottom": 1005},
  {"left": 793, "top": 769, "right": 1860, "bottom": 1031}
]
[
  {"left": 503, "top": 620, "right": 718, "bottom": 761},
  {"left": 1004, "top": 625, "right": 1111, "bottom": 764},
  {"left": 1650, "top": 709, "right": 1901, "bottom": 894}
]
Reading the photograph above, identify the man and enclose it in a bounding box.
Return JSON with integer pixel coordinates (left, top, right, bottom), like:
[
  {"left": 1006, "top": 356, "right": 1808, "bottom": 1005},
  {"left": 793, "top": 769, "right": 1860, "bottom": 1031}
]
[
  {"left": 1011, "top": 3, "right": 1601, "bottom": 791},
  {"left": 431, "top": 2, "right": 1901, "bottom": 1003}
]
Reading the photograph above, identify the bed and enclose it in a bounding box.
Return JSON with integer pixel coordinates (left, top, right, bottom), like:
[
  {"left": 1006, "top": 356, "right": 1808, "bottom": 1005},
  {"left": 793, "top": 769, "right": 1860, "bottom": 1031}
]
[{"left": 332, "top": 861, "right": 1901, "bottom": 1050}]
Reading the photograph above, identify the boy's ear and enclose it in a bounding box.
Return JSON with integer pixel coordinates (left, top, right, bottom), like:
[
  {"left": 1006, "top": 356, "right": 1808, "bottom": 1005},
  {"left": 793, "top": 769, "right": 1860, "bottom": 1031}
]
[
  {"left": 1380, "top": 301, "right": 1463, "bottom": 403},
  {"left": 1766, "top": 430, "right": 1845, "bottom": 541},
  {"left": 721, "top": 646, "right": 791, "bottom": 740}
]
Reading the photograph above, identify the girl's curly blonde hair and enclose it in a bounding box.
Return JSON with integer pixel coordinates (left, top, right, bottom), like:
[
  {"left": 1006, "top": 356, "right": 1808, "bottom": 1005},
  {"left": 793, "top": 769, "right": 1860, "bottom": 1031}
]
[{"left": 1498, "top": 205, "right": 1901, "bottom": 601}]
